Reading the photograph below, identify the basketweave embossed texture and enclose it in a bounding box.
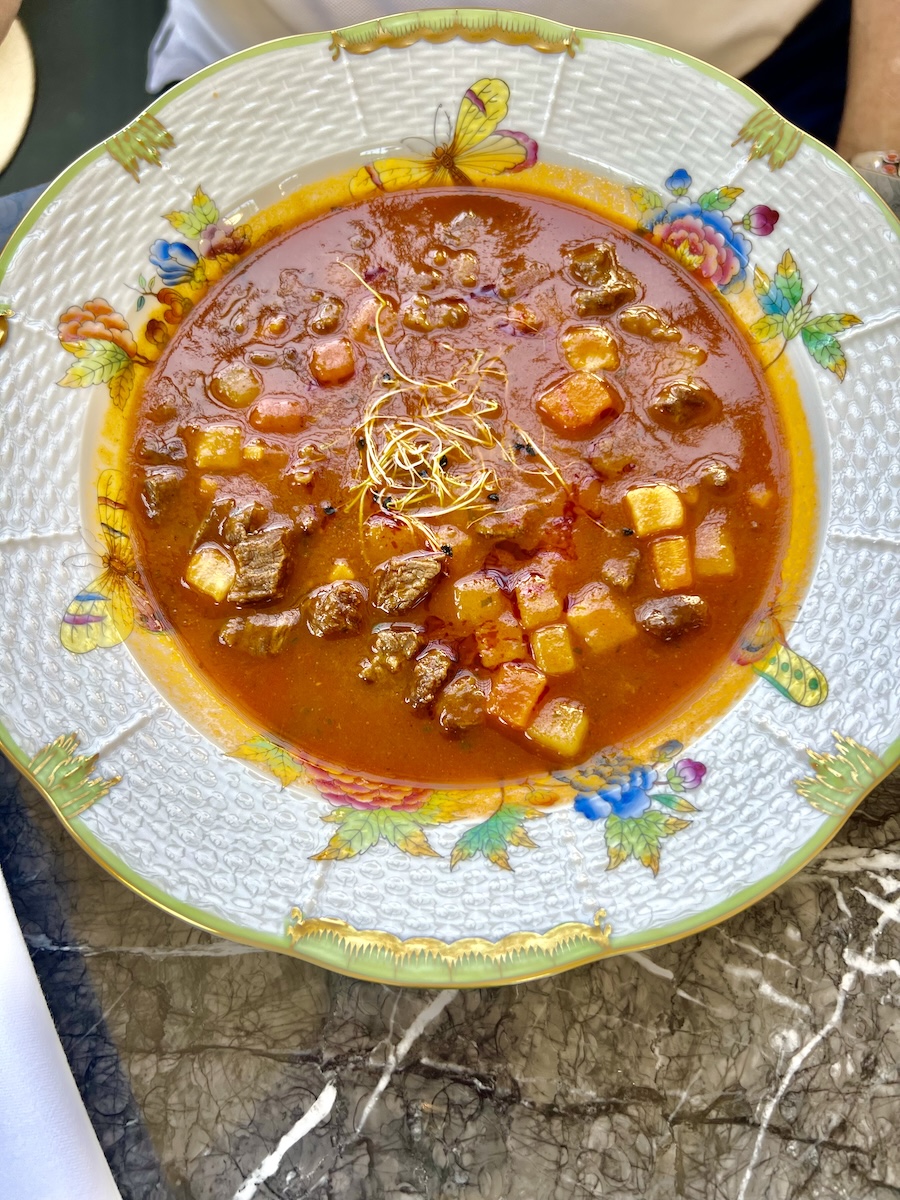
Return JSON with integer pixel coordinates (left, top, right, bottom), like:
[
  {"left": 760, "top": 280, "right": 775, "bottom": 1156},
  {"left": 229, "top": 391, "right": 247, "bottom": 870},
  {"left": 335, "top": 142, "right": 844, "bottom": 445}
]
[{"left": 0, "top": 12, "right": 898, "bottom": 986}]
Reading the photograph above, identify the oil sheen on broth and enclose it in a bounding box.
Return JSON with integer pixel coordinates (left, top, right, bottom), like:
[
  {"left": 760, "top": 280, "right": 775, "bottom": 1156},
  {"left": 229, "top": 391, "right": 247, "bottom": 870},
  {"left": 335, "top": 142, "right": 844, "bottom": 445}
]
[{"left": 124, "top": 188, "right": 789, "bottom": 785}]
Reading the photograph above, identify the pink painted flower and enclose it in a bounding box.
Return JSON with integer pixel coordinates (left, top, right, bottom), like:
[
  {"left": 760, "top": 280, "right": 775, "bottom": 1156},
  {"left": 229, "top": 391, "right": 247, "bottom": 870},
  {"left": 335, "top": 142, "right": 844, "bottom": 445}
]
[
  {"left": 58, "top": 298, "right": 137, "bottom": 357},
  {"left": 302, "top": 760, "right": 430, "bottom": 811},
  {"left": 651, "top": 208, "right": 750, "bottom": 289},
  {"left": 199, "top": 219, "right": 249, "bottom": 259},
  {"left": 743, "top": 204, "right": 779, "bottom": 235},
  {"left": 673, "top": 759, "right": 707, "bottom": 789}
]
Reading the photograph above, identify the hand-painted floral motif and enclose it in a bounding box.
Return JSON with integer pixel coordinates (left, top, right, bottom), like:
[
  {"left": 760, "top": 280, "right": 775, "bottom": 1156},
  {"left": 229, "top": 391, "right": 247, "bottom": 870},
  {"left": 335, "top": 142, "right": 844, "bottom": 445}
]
[
  {"left": 751, "top": 250, "right": 861, "bottom": 380},
  {"left": 60, "top": 469, "right": 161, "bottom": 654},
  {"left": 350, "top": 77, "right": 537, "bottom": 197},
  {"left": 557, "top": 742, "right": 701, "bottom": 874},
  {"left": 630, "top": 169, "right": 779, "bottom": 292}
]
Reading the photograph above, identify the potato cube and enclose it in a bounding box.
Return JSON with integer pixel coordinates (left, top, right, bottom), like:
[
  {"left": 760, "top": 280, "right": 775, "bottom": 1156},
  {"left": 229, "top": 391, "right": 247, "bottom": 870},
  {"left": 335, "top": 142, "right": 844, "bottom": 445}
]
[
  {"left": 185, "top": 545, "right": 235, "bottom": 601},
  {"left": 455, "top": 573, "right": 506, "bottom": 624},
  {"left": 362, "top": 514, "right": 421, "bottom": 565},
  {"left": 309, "top": 338, "right": 355, "bottom": 384},
  {"left": 487, "top": 662, "right": 547, "bottom": 729},
  {"left": 198, "top": 475, "right": 219, "bottom": 499},
  {"left": 329, "top": 558, "right": 355, "bottom": 581},
  {"left": 430, "top": 524, "right": 479, "bottom": 575},
  {"left": 567, "top": 582, "right": 638, "bottom": 653},
  {"left": 560, "top": 325, "right": 620, "bottom": 371},
  {"left": 207, "top": 361, "right": 262, "bottom": 408},
  {"left": 476, "top": 609, "right": 527, "bottom": 668},
  {"left": 538, "top": 371, "right": 623, "bottom": 434},
  {"left": 531, "top": 623, "right": 576, "bottom": 675},
  {"left": 625, "top": 484, "right": 684, "bottom": 536},
  {"left": 528, "top": 697, "right": 589, "bottom": 758},
  {"left": 350, "top": 297, "right": 398, "bottom": 346},
  {"left": 242, "top": 439, "right": 288, "bottom": 467},
  {"left": 694, "top": 518, "right": 736, "bottom": 577},
  {"left": 650, "top": 536, "right": 693, "bottom": 590},
  {"left": 193, "top": 424, "right": 243, "bottom": 470},
  {"left": 515, "top": 574, "right": 563, "bottom": 630}
]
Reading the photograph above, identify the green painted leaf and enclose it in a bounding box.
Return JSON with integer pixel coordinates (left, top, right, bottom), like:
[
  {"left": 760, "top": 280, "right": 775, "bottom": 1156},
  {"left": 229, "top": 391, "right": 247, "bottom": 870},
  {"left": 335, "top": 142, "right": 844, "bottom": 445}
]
[
  {"left": 450, "top": 803, "right": 540, "bottom": 871},
  {"left": 605, "top": 810, "right": 690, "bottom": 875},
  {"left": 312, "top": 810, "right": 382, "bottom": 860},
  {"left": 654, "top": 792, "right": 698, "bottom": 813},
  {"left": 774, "top": 249, "right": 803, "bottom": 308},
  {"left": 800, "top": 327, "right": 848, "bottom": 381},
  {"left": 108, "top": 362, "right": 135, "bottom": 409},
  {"left": 138, "top": 274, "right": 146, "bottom": 290},
  {"left": 796, "top": 733, "right": 883, "bottom": 816},
  {"left": 802, "top": 312, "right": 862, "bottom": 335},
  {"left": 749, "top": 313, "right": 784, "bottom": 342},
  {"left": 58, "top": 338, "right": 131, "bottom": 388},
  {"left": 377, "top": 809, "right": 439, "bottom": 857},
  {"left": 629, "top": 186, "right": 664, "bottom": 213},
  {"left": 136, "top": 294, "right": 145, "bottom": 311},
  {"left": 698, "top": 186, "right": 743, "bottom": 212},
  {"left": 232, "top": 735, "right": 306, "bottom": 786},
  {"left": 782, "top": 301, "right": 813, "bottom": 341},
  {"left": 28, "top": 733, "right": 120, "bottom": 819}
]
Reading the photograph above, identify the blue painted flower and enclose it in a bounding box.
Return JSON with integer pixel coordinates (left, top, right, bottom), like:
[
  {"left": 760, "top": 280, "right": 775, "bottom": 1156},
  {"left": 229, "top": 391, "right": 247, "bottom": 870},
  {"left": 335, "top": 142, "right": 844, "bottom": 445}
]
[
  {"left": 574, "top": 766, "right": 657, "bottom": 821},
  {"left": 665, "top": 169, "right": 692, "bottom": 195},
  {"left": 645, "top": 201, "right": 752, "bottom": 290},
  {"left": 149, "top": 239, "right": 199, "bottom": 286}
]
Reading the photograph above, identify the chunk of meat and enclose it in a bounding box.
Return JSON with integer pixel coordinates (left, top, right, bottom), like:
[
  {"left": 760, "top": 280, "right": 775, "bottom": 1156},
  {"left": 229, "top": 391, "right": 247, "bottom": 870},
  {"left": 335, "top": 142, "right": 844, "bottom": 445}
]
[
  {"left": 407, "top": 645, "right": 455, "bottom": 711},
  {"left": 373, "top": 553, "right": 443, "bottom": 614},
  {"left": 567, "top": 240, "right": 638, "bottom": 315},
  {"left": 635, "top": 594, "right": 708, "bottom": 640},
  {"left": 649, "top": 379, "right": 721, "bottom": 429},
  {"left": 600, "top": 550, "right": 640, "bottom": 592},
  {"left": 191, "top": 496, "right": 235, "bottom": 551},
  {"left": 358, "top": 624, "right": 423, "bottom": 682},
  {"left": 136, "top": 434, "right": 187, "bottom": 465},
  {"left": 140, "top": 466, "right": 184, "bottom": 519},
  {"left": 437, "top": 671, "right": 488, "bottom": 733},
  {"left": 619, "top": 306, "right": 681, "bottom": 341},
  {"left": 219, "top": 609, "right": 300, "bottom": 655},
  {"left": 566, "top": 240, "right": 619, "bottom": 286},
  {"left": 227, "top": 526, "right": 291, "bottom": 603},
  {"left": 307, "top": 296, "right": 345, "bottom": 335},
  {"left": 574, "top": 278, "right": 638, "bottom": 316},
  {"left": 306, "top": 580, "right": 368, "bottom": 637},
  {"left": 223, "top": 500, "right": 269, "bottom": 545}
]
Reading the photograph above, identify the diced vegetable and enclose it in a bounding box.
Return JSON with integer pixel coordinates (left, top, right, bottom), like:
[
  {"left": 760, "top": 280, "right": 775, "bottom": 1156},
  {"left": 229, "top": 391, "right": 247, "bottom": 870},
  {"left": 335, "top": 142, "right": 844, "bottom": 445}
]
[
  {"left": 309, "top": 338, "right": 355, "bottom": 384},
  {"left": 193, "top": 424, "right": 243, "bottom": 470},
  {"left": 567, "top": 582, "right": 638, "bottom": 653},
  {"left": 694, "top": 518, "right": 736, "bottom": 577},
  {"left": 429, "top": 524, "right": 479, "bottom": 574},
  {"left": 476, "top": 609, "right": 527, "bottom": 668},
  {"left": 488, "top": 662, "right": 547, "bottom": 728},
  {"left": 619, "top": 306, "right": 681, "bottom": 341},
  {"left": 514, "top": 573, "right": 562, "bottom": 630},
  {"left": 650, "top": 536, "right": 693, "bottom": 590},
  {"left": 625, "top": 484, "right": 684, "bottom": 536},
  {"left": 198, "top": 475, "right": 218, "bottom": 499},
  {"left": 307, "top": 296, "right": 345, "bottom": 336},
  {"left": 350, "top": 297, "right": 398, "bottom": 345},
  {"left": 560, "top": 325, "right": 620, "bottom": 372},
  {"left": 531, "top": 623, "right": 576, "bottom": 675},
  {"left": 208, "top": 362, "right": 262, "bottom": 408},
  {"left": 330, "top": 558, "right": 355, "bottom": 581},
  {"left": 363, "top": 514, "right": 422, "bottom": 564},
  {"left": 538, "top": 371, "right": 624, "bottom": 434},
  {"left": 185, "top": 545, "right": 235, "bottom": 601},
  {"left": 454, "top": 573, "right": 507, "bottom": 624},
  {"left": 527, "top": 697, "right": 589, "bottom": 758},
  {"left": 249, "top": 396, "right": 308, "bottom": 433},
  {"left": 242, "top": 439, "right": 289, "bottom": 467}
]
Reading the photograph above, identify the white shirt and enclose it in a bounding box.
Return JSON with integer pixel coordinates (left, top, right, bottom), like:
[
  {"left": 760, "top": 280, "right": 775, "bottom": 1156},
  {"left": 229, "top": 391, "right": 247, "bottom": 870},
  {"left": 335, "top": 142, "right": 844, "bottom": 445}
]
[{"left": 147, "top": 0, "right": 820, "bottom": 92}]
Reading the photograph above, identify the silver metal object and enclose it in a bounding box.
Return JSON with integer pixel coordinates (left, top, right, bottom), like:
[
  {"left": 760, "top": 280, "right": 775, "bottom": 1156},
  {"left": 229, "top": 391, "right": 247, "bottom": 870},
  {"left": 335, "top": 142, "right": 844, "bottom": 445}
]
[{"left": 850, "top": 151, "right": 900, "bottom": 218}]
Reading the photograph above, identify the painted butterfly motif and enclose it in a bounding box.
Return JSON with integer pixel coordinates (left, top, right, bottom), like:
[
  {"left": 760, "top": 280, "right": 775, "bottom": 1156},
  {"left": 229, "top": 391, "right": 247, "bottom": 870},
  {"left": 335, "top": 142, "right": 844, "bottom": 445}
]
[
  {"left": 350, "top": 77, "right": 537, "bottom": 197},
  {"left": 60, "top": 469, "right": 160, "bottom": 653},
  {"left": 736, "top": 604, "right": 828, "bottom": 708}
]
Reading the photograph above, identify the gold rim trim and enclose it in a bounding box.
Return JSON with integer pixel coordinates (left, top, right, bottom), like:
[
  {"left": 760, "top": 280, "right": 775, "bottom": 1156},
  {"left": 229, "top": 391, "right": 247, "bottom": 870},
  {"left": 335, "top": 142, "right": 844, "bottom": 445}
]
[
  {"left": 105, "top": 114, "right": 175, "bottom": 182},
  {"left": 287, "top": 906, "right": 613, "bottom": 965},
  {"left": 329, "top": 12, "right": 580, "bottom": 59}
]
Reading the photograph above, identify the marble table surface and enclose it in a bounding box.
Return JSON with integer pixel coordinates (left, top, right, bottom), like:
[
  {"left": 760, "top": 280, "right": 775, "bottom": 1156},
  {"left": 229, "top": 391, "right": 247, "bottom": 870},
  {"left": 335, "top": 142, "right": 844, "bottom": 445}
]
[{"left": 3, "top": 749, "right": 900, "bottom": 1200}]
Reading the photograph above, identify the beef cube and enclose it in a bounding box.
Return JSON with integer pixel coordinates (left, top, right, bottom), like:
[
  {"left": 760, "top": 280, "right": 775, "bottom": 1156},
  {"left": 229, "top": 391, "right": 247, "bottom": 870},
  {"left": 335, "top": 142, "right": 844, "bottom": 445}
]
[
  {"left": 600, "top": 551, "right": 640, "bottom": 592},
  {"left": 635, "top": 594, "right": 708, "bottom": 640},
  {"left": 359, "top": 624, "right": 423, "bottom": 681},
  {"left": 306, "top": 580, "right": 367, "bottom": 637},
  {"left": 227, "top": 526, "right": 290, "bottom": 603},
  {"left": 219, "top": 609, "right": 300, "bottom": 655},
  {"left": 574, "top": 277, "right": 638, "bottom": 316},
  {"left": 407, "top": 644, "right": 455, "bottom": 711},
  {"left": 190, "top": 496, "right": 235, "bottom": 551},
  {"left": 437, "top": 671, "right": 487, "bottom": 733},
  {"left": 619, "top": 306, "right": 681, "bottom": 341},
  {"left": 566, "top": 240, "right": 619, "bottom": 287},
  {"left": 649, "top": 379, "right": 721, "bottom": 429},
  {"left": 136, "top": 434, "right": 187, "bottom": 465},
  {"left": 140, "top": 466, "right": 184, "bottom": 519},
  {"left": 373, "top": 553, "right": 443, "bottom": 614},
  {"left": 223, "top": 500, "right": 269, "bottom": 545}
]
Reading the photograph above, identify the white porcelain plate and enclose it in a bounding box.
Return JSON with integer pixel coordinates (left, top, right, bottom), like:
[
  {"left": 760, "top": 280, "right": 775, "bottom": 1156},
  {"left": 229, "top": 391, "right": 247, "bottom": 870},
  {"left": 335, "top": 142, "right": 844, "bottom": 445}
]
[{"left": 1, "top": 10, "right": 898, "bottom": 986}]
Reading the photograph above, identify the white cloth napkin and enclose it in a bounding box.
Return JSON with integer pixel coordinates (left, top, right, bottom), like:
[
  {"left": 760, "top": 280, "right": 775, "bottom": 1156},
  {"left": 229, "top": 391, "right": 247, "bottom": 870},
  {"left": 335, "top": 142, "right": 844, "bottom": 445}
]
[{"left": 0, "top": 864, "right": 122, "bottom": 1200}]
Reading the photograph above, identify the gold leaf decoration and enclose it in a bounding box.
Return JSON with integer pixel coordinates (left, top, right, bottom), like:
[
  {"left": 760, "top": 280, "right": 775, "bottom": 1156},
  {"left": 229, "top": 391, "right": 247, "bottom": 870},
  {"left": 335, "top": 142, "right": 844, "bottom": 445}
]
[
  {"left": 27, "top": 733, "right": 120, "bottom": 819},
  {"left": 795, "top": 732, "right": 884, "bottom": 816}
]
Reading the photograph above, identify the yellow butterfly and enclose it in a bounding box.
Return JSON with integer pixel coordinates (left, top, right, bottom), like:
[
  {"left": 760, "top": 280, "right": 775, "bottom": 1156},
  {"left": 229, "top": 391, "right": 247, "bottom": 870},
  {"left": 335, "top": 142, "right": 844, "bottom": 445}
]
[
  {"left": 351, "top": 77, "right": 537, "bottom": 197},
  {"left": 60, "top": 469, "right": 159, "bottom": 653}
]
